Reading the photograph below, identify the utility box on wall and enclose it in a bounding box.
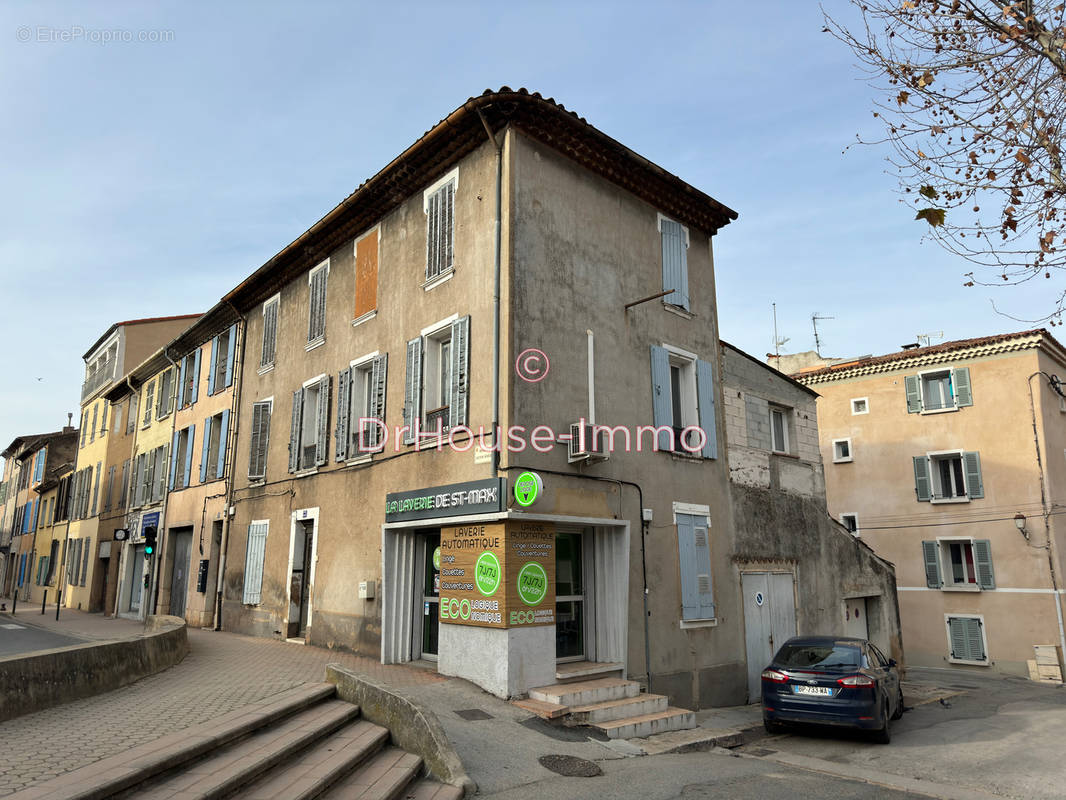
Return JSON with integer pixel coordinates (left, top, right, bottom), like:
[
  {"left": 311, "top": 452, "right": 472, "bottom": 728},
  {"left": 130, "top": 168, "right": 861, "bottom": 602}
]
[{"left": 358, "top": 580, "right": 374, "bottom": 600}]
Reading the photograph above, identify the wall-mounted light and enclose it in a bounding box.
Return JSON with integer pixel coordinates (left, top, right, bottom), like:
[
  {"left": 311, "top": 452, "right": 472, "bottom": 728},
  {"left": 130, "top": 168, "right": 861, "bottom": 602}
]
[{"left": 1015, "top": 512, "right": 1029, "bottom": 539}]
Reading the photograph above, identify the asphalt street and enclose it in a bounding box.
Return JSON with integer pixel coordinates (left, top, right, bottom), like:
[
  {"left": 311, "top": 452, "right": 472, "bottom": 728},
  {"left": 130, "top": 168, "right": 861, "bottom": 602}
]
[{"left": 0, "top": 618, "right": 83, "bottom": 657}]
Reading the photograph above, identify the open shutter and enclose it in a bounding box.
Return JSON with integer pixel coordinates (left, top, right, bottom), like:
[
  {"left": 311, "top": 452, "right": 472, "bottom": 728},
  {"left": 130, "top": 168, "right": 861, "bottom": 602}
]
[
  {"left": 183, "top": 424, "right": 195, "bottom": 488},
  {"left": 695, "top": 358, "right": 718, "bottom": 459},
  {"left": 156, "top": 445, "right": 168, "bottom": 501},
  {"left": 693, "top": 517, "right": 715, "bottom": 618},
  {"left": 973, "top": 540, "right": 995, "bottom": 589},
  {"left": 90, "top": 463, "right": 101, "bottom": 517},
  {"left": 963, "top": 451, "right": 983, "bottom": 498},
  {"left": 177, "top": 356, "right": 187, "bottom": 407},
  {"left": 404, "top": 338, "right": 422, "bottom": 444},
  {"left": 369, "top": 354, "right": 388, "bottom": 449},
  {"left": 217, "top": 409, "right": 229, "bottom": 479},
  {"left": 168, "top": 432, "right": 180, "bottom": 489},
  {"left": 913, "top": 456, "right": 932, "bottom": 501},
  {"left": 191, "top": 348, "right": 201, "bottom": 404},
  {"left": 660, "top": 218, "right": 689, "bottom": 310},
  {"left": 676, "top": 513, "right": 699, "bottom": 619},
  {"left": 200, "top": 417, "right": 212, "bottom": 483},
  {"left": 922, "top": 540, "right": 942, "bottom": 588},
  {"left": 315, "top": 375, "right": 331, "bottom": 466},
  {"left": 208, "top": 336, "right": 219, "bottom": 396},
  {"left": 450, "top": 316, "right": 470, "bottom": 429},
  {"left": 650, "top": 345, "right": 673, "bottom": 452},
  {"left": 953, "top": 367, "right": 973, "bottom": 407},
  {"left": 248, "top": 402, "right": 269, "bottom": 479},
  {"left": 242, "top": 522, "right": 268, "bottom": 605},
  {"left": 224, "top": 324, "right": 237, "bottom": 388},
  {"left": 289, "top": 389, "right": 303, "bottom": 473},
  {"left": 965, "top": 618, "right": 985, "bottom": 660},
  {"left": 905, "top": 375, "right": 921, "bottom": 413},
  {"left": 335, "top": 367, "right": 351, "bottom": 462}
]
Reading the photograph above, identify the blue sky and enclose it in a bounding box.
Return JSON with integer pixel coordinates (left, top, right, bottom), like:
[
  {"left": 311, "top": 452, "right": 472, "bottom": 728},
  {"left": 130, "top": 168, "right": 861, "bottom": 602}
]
[{"left": 0, "top": 0, "right": 1053, "bottom": 465}]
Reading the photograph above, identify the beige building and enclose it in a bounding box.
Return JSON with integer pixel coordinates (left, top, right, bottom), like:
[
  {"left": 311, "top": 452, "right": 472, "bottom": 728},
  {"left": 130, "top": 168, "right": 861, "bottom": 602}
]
[{"left": 798, "top": 330, "right": 1066, "bottom": 676}]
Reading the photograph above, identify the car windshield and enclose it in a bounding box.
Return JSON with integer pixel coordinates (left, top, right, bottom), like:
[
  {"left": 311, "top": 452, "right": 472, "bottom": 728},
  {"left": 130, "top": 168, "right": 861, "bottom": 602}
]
[{"left": 774, "top": 643, "right": 861, "bottom": 671}]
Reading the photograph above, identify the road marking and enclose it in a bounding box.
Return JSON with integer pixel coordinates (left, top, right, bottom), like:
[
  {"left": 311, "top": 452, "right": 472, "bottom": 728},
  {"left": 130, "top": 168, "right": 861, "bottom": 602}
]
[{"left": 1, "top": 624, "right": 25, "bottom": 630}]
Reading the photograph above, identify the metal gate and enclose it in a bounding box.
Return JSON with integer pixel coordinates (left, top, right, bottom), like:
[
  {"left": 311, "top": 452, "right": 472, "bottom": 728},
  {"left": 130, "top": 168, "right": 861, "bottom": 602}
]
[{"left": 742, "top": 571, "right": 797, "bottom": 701}]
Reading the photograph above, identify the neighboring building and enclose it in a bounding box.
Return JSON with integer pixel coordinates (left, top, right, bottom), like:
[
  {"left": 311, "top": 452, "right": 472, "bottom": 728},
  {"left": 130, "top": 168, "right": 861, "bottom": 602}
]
[
  {"left": 767, "top": 350, "right": 854, "bottom": 376},
  {"left": 721, "top": 343, "right": 902, "bottom": 700},
  {"left": 797, "top": 329, "right": 1066, "bottom": 676}
]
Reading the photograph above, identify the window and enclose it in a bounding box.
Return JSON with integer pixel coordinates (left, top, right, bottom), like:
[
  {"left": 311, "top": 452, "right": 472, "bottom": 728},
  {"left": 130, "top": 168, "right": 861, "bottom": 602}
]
[
  {"left": 353, "top": 229, "right": 379, "bottom": 323},
  {"left": 914, "top": 451, "right": 983, "bottom": 502},
  {"left": 649, "top": 344, "right": 718, "bottom": 458},
  {"left": 832, "top": 438, "right": 853, "bottom": 463},
  {"left": 922, "top": 539, "right": 995, "bottom": 590},
  {"left": 104, "top": 465, "right": 116, "bottom": 512},
  {"left": 336, "top": 354, "right": 388, "bottom": 460},
  {"left": 112, "top": 401, "right": 123, "bottom": 434},
  {"left": 80, "top": 540, "right": 89, "bottom": 586},
  {"left": 209, "top": 324, "right": 237, "bottom": 395},
  {"left": 404, "top": 317, "right": 470, "bottom": 443},
  {"left": 307, "top": 260, "right": 329, "bottom": 346},
  {"left": 770, "top": 406, "right": 790, "bottom": 454},
  {"left": 118, "top": 459, "right": 129, "bottom": 513},
  {"left": 156, "top": 369, "right": 174, "bottom": 418},
  {"left": 45, "top": 540, "right": 59, "bottom": 585},
  {"left": 851, "top": 397, "right": 868, "bottom": 415},
  {"left": 90, "top": 462, "right": 101, "bottom": 517},
  {"left": 840, "top": 513, "right": 859, "bottom": 535},
  {"left": 946, "top": 615, "right": 987, "bottom": 664},
  {"left": 248, "top": 400, "right": 272, "bottom": 480},
  {"left": 243, "top": 520, "right": 269, "bottom": 604},
  {"left": 90, "top": 403, "right": 98, "bottom": 442},
  {"left": 142, "top": 381, "right": 155, "bottom": 428},
  {"left": 169, "top": 425, "right": 196, "bottom": 490},
  {"left": 424, "top": 170, "right": 457, "bottom": 283},
  {"left": 178, "top": 350, "right": 201, "bottom": 408},
  {"left": 200, "top": 410, "right": 230, "bottom": 482},
  {"left": 33, "top": 447, "right": 46, "bottom": 483},
  {"left": 289, "top": 376, "right": 330, "bottom": 472},
  {"left": 676, "top": 509, "right": 715, "bottom": 621},
  {"left": 658, "top": 214, "right": 690, "bottom": 311},
  {"left": 80, "top": 411, "right": 88, "bottom": 446},
  {"left": 151, "top": 445, "right": 168, "bottom": 502},
  {"left": 99, "top": 402, "right": 109, "bottom": 435},
  {"left": 260, "top": 295, "right": 279, "bottom": 370},
  {"left": 127, "top": 393, "right": 138, "bottom": 434},
  {"left": 905, "top": 367, "right": 973, "bottom": 413}
]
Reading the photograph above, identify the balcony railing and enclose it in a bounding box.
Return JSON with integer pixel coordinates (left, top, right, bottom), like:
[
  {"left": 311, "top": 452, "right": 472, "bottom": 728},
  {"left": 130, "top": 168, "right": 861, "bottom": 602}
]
[
  {"left": 424, "top": 407, "right": 450, "bottom": 436},
  {"left": 81, "top": 359, "right": 116, "bottom": 401}
]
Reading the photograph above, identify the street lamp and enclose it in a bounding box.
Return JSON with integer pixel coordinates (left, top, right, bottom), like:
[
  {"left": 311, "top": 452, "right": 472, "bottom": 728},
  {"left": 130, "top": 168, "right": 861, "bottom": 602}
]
[{"left": 1015, "top": 512, "right": 1028, "bottom": 540}]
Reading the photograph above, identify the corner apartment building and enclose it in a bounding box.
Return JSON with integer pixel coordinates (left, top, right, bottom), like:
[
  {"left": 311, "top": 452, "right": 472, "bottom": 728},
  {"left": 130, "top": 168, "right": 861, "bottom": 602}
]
[{"left": 797, "top": 330, "right": 1066, "bottom": 675}]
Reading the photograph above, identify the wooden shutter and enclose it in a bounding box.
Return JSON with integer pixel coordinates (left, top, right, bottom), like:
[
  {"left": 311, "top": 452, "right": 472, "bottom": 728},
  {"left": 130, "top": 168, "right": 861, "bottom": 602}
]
[
  {"left": 963, "top": 451, "right": 983, "bottom": 498},
  {"left": 249, "top": 401, "right": 271, "bottom": 479},
  {"left": 143, "top": 384, "right": 154, "bottom": 426},
  {"left": 143, "top": 452, "right": 154, "bottom": 505},
  {"left": 904, "top": 375, "right": 921, "bottom": 413},
  {"left": 949, "top": 617, "right": 985, "bottom": 661},
  {"left": 133, "top": 455, "right": 144, "bottom": 507},
  {"left": 695, "top": 358, "right": 718, "bottom": 459},
  {"left": 973, "top": 540, "right": 995, "bottom": 589},
  {"left": 308, "top": 266, "right": 327, "bottom": 342},
  {"left": 216, "top": 409, "right": 230, "bottom": 479},
  {"left": 178, "top": 356, "right": 188, "bottom": 407},
  {"left": 261, "top": 300, "right": 278, "bottom": 368},
  {"left": 289, "top": 389, "right": 303, "bottom": 473},
  {"left": 80, "top": 537, "right": 89, "bottom": 585},
  {"left": 355, "top": 230, "right": 379, "bottom": 318},
  {"left": 243, "top": 522, "right": 268, "bottom": 604},
  {"left": 90, "top": 463, "right": 100, "bottom": 516},
  {"left": 105, "top": 466, "right": 116, "bottom": 511},
  {"left": 404, "top": 338, "right": 422, "bottom": 444},
  {"left": 677, "top": 512, "right": 713, "bottom": 620},
  {"left": 650, "top": 345, "right": 673, "bottom": 452},
  {"left": 922, "top": 540, "right": 942, "bottom": 588},
  {"left": 443, "top": 182, "right": 454, "bottom": 273},
  {"left": 90, "top": 404, "right": 98, "bottom": 442},
  {"left": 953, "top": 367, "right": 973, "bottom": 407},
  {"left": 168, "top": 432, "right": 180, "bottom": 490},
  {"left": 155, "top": 445, "right": 168, "bottom": 501},
  {"left": 200, "top": 416, "right": 212, "bottom": 483},
  {"left": 315, "top": 375, "right": 331, "bottom": 466},
  {"left": 191, "top": 349, "right": 201, "bottom": 404},
  {"left": 120, "top": 459, "right": 130, "bottom": 510},
  {"left": 208, "top": 336, "right": 219, "bottom": 396},
  {"left": 426, "top": 189, "right": 440, "bottom": 279},
  {"left": 224, "top": 324, "right": 237, "bottom": 388},
  {"left": 913, "top": 456, "right": 932, "bottom": 501},
  {"left": 450, "top": 316, "right": 470, "bottom": 429},
  {"left": 369, "top": 354, "right": 388, "bottom": 449},
  {"left": 183, "top": 424, "right": 195, "bottom": 488},
  {"left": 336, "top": 367, "right": 351, "bottom": 462},
  {"left": 660, "top": 218, "right": 689, "bottom": 310}
]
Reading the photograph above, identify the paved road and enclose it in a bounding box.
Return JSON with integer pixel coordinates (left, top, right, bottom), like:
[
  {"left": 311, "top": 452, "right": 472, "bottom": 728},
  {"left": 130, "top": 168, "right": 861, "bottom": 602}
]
[{"left": 0, "top": 619, "right": 83, "bottom": 657}]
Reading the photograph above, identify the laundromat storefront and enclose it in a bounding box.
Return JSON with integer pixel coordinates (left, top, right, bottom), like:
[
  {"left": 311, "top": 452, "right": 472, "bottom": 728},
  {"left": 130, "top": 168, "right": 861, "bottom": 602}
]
[{"left": 380, "top": 478, "right": 629, "bottom": 699}]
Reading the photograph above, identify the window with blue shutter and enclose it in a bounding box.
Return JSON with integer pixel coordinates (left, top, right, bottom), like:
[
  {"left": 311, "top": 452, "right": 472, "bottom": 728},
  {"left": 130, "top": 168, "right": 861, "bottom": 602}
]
[
  {"left": 695, "top": 359, "right": 718, "bottom": 459},
  {"left": 243, "top": 521, "right": 269, "bottom": 605},
  {"left": 659, "top": 216, "right": 690, "bottom": 310},
  {"left": 676, "top": 512, "right": 715, "bottom": 620},
  {"left": 650, "top": 346, "right": 673, "bottom": 452},
  {"left": 403, "top": 338, "right": 422, "bottom": 444},
  {"left": 216, "top": 408, "right": 230, "bottom": 479}
]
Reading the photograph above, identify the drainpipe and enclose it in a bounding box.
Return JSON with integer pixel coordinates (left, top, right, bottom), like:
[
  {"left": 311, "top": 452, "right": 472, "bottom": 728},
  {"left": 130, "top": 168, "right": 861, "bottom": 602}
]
[
  {"left": 147, "top": 348, "right": 182, "bottom": 621},
  {"left": 215, "top": 305, "right": 246, "bottom": 631},
  {"left": 1026, "top": 372, "right": 1066, "bottom": 662},
  {"left": 476, "top": 108, "right": 503, "bottom": 478}
]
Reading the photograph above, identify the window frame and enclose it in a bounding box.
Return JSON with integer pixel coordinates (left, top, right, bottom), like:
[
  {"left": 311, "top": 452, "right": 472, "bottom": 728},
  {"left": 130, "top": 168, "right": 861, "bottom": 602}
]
[
  {"left": 851, "top": 397, "right": 869, "bottom": 415},
  {"left": 926, "top": 449, "right": 969, "bottom": 504},
  {"left": 242, "top": 520, "right": 269, "bottom": 605},
  {"left": 769, "top": 405, "right": 791, "bottom": 455},
  {"left": 423, "top": 168, "right": 458, "bottom": 288},
  {"left": 306, "top": 259, "right": 330, "bottom": 349},
  {"left": 156, "top": 369, "right": 174, "bottom": 419},
  {"left": 664, "top": 345, "right": 699, "bottom": 452},
  {"left": 936, "top": 536, "right": 981, "bottom": 591},
  {"left": 840, "top": 513, "right": 859, "bottom": 535},
  {"left": 673, "top": 503, "right": 715, "bottom": 625},
  {"left": 945, "top": 613, "right": 989, "bottom": 665},
  {"left": 248, "top": 398, "right": 273, "bottom": 481},
  {"left": 295, "top": 374, "right": 329, "bottom": 472},
  {"left": 420, "top": 314, "right": 458, "bottom": 432},
  {"left": 832, "top": 437, "right": 853, "bottom": 463},
  {"left": 259, "top": 294, "right": 280, "bottom": 373},
  {"left": 345, "top": 353, "right": 386, "bottom": 458}
]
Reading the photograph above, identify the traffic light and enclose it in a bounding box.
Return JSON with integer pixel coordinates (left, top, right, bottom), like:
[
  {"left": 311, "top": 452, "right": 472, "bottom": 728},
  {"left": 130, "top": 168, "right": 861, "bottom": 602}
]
[{"left": 143, "top": 526, "right": 158, "bottom": 557}]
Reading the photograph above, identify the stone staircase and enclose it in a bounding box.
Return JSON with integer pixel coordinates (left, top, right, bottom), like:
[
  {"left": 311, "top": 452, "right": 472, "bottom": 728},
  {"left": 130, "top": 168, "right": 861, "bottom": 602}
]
[
  {"left": 515, "top": 662, "right": 696, "bottom": 739},
  {"left": 7, "top": 683, "right": 463, "bottom": 800}
]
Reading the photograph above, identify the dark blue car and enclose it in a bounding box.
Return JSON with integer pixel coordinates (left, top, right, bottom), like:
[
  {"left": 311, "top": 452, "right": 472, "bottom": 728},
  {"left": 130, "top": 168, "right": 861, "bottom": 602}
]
[{"left": 761, "top": 635, "right": 903, "bottom": 743}]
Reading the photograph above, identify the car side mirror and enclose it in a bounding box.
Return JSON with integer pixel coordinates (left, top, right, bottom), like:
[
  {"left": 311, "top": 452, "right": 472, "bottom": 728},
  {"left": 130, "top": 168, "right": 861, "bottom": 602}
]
[{"left": 888, "top": 658, "right": 897, "bottom": 668}]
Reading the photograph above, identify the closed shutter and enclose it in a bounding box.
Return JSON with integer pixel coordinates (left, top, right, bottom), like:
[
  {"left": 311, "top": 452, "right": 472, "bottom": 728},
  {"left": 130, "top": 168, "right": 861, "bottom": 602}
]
[
  {"left": 105, "top": 466, "right": 116, "bottom": 512},
  {"left": 913, "top": 456, "right": 932, "bottom": 501},
  {"left": 953, "top": 367, "right": 973, "bottom": 407},
  {"left": 261, "top": 300, "right": 278, "bottom": 367},
  {"left": 183, "top": 424, "right": 195, "bottom": 488},
  {"left": 650, "top": 345, "right": 673, "bottom": 452},
  {"left": 973, "top": 540, "right": 995, "bottom": 589},
  {"left": 248, "top": 401, "right": 271, "bottom": 479},
  {"left": 695, "top": 358, "right": 718, "bottom": 459},
  {"left": 216, "top": 409, "right": 230, "bottom": 479},
  {"left": 905, "top": 375, "right": 921, "bottom": 413},
  {"left": 922, "top": 540, "right": 942, "bottom": 588},
  {"left": 243, "top": 522, "right": 268, "bottom": 604},
  {"left": 200, "top": 416, "right": 212, "bottom": 483},
  {"left": 80, "top": 538, "right": 89, "bottom": 586},
  {"left": 404, "top": 338, "right": 422, "bottom": 444},
  {"left": 450, "top": 316, "right": 470, "bottom": 429},
  {"left": 208, "top": 336, "right": 219, "bottom": 396},
  {"left": 90, "top": 404, "right": 98, "bottom": 442},
  {"left": 336, "top": 367, "right": 351, "bottom": 462},
  {"left": 354, "top": 230, "right": 379, "bottom": 318},
  {"left": 191, "top": 348, "right": 201, "bottom": 404},
  {"left": 660, "top": 218, "right": 689, "bottom": 310},
  {"left": 949, "top": 617, "right": 985, "bottom": 661},
  {"left": 308, "top": 266, "right": 328, "bottom": 342},
  {"left": 128, "top": 395, "right": 138, "bottom": 433},
  {"left": 963, "top": 451, "right": 984, "bottom": 498},
  {"left": 693, "top": 518, "right": 715, "bottom": 618},
  {"left": 143, "top": 452, "right": 154, "bottom": 505},
  {"left": 155, "top": 445, "right": 168, "bottom": 501},
  {"left": 120, "top": 459, "right": 130, "bottom": 510},
  {"left": 315, "top": 375, "right": 331, "bottom": 466},
  {"left": 168, "top": 432, "right": 180, "bottom": 490},
  {"left": 143, "top": 384, "right": 154, "bottom": 426},
  {"left": 676, "top": 513, "right": 713, "bottom": 619},
  {"left": 224, "top": 324, "right": 237, "bottom": 388},
  {"left": 133, "top": 455, "right": 144, "bottom": 507},
  {"left": 369, "top": 354, "right": 388, "bottom": 449},
  {"left": 90, "top": 462, "right": 101, "bottom": 517},
  {"left": 426, "top": 189, "right": 440, "bottom": 279},
  {"left": 289, "top": 389, "right": 303, "bottom": 473},
  {"left": 178, "top": 356, "right": 188, "bottom": 407}
]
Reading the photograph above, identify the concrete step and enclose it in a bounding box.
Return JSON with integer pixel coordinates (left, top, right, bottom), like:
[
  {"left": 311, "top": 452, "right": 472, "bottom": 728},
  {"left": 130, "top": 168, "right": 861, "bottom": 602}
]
[
  {"left": 590, "top": 706, "right": 697, "bottom": 739},
  {"left": 402, "top": 780, "right": 465, "bottom": 800},
  {"left": 528, "top": 677, "right": 640, "bottom": 707},
  {"left": 229, "top": 718, "right": 389, "bottom": 799},
  {"left": 555, "top": 660, "right": 625, "bottom": 683},
  {"left": 321, "top": 746, "right": 422, "bottom": 800},
  {"left": 511, "top": 697, "right": 569, "bottom": 719},
  {"left": 568, "top": 693, "right": 669, "bottom": 724},
  {"left": 133, "top": 700, "right": 362, "bottom": 798}
]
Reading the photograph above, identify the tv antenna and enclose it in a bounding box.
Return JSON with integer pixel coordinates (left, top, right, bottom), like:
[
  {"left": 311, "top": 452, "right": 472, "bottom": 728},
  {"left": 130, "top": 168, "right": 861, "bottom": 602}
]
[
  {"left": 772, "top": 303, "right": 790, "bottom": 359},
  {"left": 916, "top": 331, "right": 944, "bottom": 348},
  {"left": 812, "top": 312, "right": 834, "bottom": 356}
]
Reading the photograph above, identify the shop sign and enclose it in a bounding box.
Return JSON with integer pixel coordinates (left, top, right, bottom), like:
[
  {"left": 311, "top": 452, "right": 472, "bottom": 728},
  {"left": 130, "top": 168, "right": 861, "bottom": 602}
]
[
  {"left": 141, "top": 512, "right": 160, "bottom": 534},
  {"left": 438, "top": 520, "right": 555, "bottom": 629},
  {"left": 513, "top": 471, "right": 543, "bottom": 507},
  {"left": 385, "top": 478, "right": 505, "bottom": 523}
]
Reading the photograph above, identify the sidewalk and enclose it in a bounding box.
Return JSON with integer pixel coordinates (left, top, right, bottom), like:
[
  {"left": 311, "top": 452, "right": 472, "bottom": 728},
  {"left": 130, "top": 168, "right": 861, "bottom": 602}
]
[{"left": 0, "top": 601, "right": 145, "bottom": 641}]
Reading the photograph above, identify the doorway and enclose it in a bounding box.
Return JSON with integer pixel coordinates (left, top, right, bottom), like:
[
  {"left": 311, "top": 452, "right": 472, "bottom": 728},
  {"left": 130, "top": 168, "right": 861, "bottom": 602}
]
[
  {"left": 288, "top": 519, "right": 315, "bottom": 639},
  {"left": 415, "top": 532, "right": 441, "bottom": 660},
  {"left": 556, "top": 529, "right": 587, "bottom": 661},
  {"left": 126, "top": 546, "right": 146, "bottom": 615},
  {"left": 742, "top": 571, "right": 797, "bottom": 701},
  {"left": 845, "top": 597, "right": 869, "bottom": 640},
  {"left": 168, "top": 528, "right": 193, "bottom": 619}
]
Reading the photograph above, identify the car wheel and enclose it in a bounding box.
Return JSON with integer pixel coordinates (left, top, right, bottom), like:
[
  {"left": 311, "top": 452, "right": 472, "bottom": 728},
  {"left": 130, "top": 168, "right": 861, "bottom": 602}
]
[
  {"left": 891, "top": 686, "right": 904, "bottom": 720},
  {"left": 871, "top": 700, "right": 892, "bottom": 744}
]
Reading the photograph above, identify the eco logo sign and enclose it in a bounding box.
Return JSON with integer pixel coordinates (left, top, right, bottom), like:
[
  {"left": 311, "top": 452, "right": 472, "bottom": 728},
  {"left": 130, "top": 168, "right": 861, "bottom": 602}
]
[
  {"left": 475, "top": 551, "right": 501, "bottom": 596},
  {"left": 514, "top": 471, "right": 543, "bottom": 507},
  {"left": 517, "top": 562, "right": 548, "bottom": 606}
]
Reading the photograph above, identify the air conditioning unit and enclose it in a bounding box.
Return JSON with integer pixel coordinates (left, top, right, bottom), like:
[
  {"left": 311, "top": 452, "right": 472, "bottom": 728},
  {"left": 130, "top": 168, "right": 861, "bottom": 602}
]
[{"left": 568, "top": 423, "right": 609, "bottom": 463}]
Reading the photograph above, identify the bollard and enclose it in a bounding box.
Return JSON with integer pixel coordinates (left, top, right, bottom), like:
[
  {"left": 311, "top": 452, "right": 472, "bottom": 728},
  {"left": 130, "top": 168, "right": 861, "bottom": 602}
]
[
  {"left": 11, "top": 590, "right": 16, "bottom": 615},
  {"left": 41, "top": 590, "right": 47, "bottom": 614},
  {"left": 56, "top": 591, "right": 61, "bottom": 621}
]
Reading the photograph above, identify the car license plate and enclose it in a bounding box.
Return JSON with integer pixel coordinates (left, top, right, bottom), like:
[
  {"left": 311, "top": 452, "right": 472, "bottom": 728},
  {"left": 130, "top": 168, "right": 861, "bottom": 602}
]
[{"left": 792, "top": 685, "right": 833, "bottom": 696}]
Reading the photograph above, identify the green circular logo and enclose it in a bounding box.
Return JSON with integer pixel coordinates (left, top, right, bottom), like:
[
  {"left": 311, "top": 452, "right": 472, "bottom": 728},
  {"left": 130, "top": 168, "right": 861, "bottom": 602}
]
[
  {"left": 514, "top": 471, "right": 542, "bottom": 507},
  {"left": 475, "top": 551, "right": 501, "bottom": 596},
  {"left": 432, "top": 546, "right": 441, "bottom": 571},
  {"left": 517, "top": 562, "right": 548, "bottom": 606}
]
